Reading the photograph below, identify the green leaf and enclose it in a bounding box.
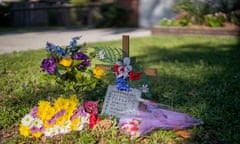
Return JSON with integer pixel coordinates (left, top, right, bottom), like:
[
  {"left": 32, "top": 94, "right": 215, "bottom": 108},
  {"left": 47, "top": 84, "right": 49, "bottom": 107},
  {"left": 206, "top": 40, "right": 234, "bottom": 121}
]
[
  {"left": 72, "top": 59, "right": 84, "bottom": 67},
  {"left": 93, "top": 47, "right": 123, "bottom": 64},
  {"left": 56, "top": 63, "right": 67, "bottom": 75}
]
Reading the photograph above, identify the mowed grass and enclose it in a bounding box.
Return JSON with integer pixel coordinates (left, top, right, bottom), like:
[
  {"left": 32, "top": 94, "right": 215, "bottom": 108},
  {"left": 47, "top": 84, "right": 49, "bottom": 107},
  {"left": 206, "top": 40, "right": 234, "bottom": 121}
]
[{"left": 0, "top": 35, "right": 239, "bottom": 143}]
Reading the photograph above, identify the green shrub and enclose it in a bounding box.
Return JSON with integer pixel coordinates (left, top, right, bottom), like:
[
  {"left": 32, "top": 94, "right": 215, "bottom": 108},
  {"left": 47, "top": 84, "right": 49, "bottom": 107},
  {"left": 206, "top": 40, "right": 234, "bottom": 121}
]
[
  {"left": 95, "top": 3, "right": 130, "bottom": 27},
  {"left": 173, "top": 0, "right": 212, "bottom": 25},
  {"left": 159, "top": 18, "right": 181, "bottom": 27},
  {"left": 204, "top": 12, "right": 226, "bottom": 27},
  {"left": 70, "top": 0, "right": 89, "bottom": 5},
  {"left": 231, "top": 10, "right": 240, "bottom": 26},
  {"left": 175, "top": 11, "right": 192, "bottom": 26}
]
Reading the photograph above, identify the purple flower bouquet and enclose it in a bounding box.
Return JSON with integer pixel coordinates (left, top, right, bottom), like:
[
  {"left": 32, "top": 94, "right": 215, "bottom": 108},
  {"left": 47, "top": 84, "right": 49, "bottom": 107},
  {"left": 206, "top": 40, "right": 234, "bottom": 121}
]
[{"left": 119, "top": 100, "right": 203, "bottom": 137}]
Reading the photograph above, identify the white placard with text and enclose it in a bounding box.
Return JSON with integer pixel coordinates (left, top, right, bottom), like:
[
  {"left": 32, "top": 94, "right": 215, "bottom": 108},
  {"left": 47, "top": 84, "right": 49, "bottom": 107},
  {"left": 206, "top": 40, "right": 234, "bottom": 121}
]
[{"left": 101, "top": 85, "right": 142, "bottom": 118}]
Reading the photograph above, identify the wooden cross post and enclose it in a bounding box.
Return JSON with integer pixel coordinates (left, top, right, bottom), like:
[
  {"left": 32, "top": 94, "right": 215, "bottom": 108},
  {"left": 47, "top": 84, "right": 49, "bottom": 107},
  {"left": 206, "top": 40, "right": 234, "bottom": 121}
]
[
  {"left": 122, "top": 35, "right": 129, "bottom": 57},
  {"left": 96, "top": 35, "right": 158, "bottom": 76},
  {"left": 122, "top": 35, "right": 158, "bottom": 77}
]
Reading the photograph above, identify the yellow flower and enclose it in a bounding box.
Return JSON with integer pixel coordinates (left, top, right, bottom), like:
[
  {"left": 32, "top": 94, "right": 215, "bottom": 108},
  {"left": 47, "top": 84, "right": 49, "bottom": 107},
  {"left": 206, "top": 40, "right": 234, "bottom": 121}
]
[
  {"left": 93, "top": 66, "right": 105, "bottom": 78},
  {"left": 60, "top": 57, "right": 73, "bottom": 67},
  {"left": 70, "top": 118, "right": 81, "bottom": 130},
  {"left": 37, "top": 100, "right": 57, "bottom": 121},
  {"left": 54, "top": 97, "right": 66, "bottom": 111},
  {"left": 19, "top": 124, "right": 30, "bottom": 137},
  {"left": 32, "top": 132, "right": 42, "bottom": 138},
  {"left": 70, "top": 94, "right": 78, "bottom": 103},
  {"left": 56, "top": 116, "right": 66, "bottom": 126},
  {"left": 43, "top": 120, "right": 53, "bottom": 129}
]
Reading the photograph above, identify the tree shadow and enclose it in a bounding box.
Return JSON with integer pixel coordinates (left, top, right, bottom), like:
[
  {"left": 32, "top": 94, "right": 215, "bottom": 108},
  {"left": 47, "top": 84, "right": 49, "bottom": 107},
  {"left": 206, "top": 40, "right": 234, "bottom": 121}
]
[{"left": 134, "top": 42, "right": 240, "bottom": 143}]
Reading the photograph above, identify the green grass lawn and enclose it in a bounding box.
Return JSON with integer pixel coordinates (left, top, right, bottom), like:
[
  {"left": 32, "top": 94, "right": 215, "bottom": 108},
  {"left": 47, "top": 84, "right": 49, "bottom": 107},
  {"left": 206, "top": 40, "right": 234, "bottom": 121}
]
[{"left": 0, "top": 35, "right": 240, "bottom": 143}]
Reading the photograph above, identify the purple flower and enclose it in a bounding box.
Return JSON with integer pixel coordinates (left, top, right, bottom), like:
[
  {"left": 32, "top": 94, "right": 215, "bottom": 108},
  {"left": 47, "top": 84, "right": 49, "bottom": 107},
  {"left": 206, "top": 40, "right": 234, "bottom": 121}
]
[
  {"left": 55, "top": 109, "right": 66, "bottom": 118},
  {"left": 48, "top": 118, "right": 56, "bottom": 125},
  {"left": 72, "top": 52, "right": 91, "bottom": 69},
  {"left": 30, "top": 106, "right": 38, "bottom": 118},
  {"left": 48, "top": 109, "right": 66, "bottom": 125},
  {"left": 30, "top": 126, "right": 41, "bottom": 133},
  {"left": 72, "top": 52, "right": 88, "bottom": 60},
  {"left": 77, "top": 59, "right": 91, "bottom": 69},
  {"left": 40, "top": 57, "right": 57, "bottom": 74},
  {"left": 70, "top": 107, "right": 87, "bottom": 121}
]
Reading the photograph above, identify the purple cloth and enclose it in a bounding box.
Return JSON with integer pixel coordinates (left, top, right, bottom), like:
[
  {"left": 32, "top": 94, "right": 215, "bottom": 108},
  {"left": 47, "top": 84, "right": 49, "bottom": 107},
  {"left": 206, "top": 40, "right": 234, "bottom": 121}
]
[{"left": 119, "top": 101, "right": 203, "bottom": 136}]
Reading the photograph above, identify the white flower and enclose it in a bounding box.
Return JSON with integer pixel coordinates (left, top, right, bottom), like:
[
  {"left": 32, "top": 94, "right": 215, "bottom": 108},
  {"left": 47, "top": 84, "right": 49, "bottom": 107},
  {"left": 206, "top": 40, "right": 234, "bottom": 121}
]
[
  {"left": 21, "top": 114, "right": 34, "bottom": 127},
  {"left": 32, "top": 118, "right": 43, "bottom": 129},
  {"left": 81, "top": 114, "right": 90, "bottom": 124},
  {"left": 62, "top": 125, "right": 71, "bottom": 134},
  {"left": 123, "top": 57, "right": 131, "bottom": 65},
  {"left": 75, "top": 122, "right": 84, "bottom": 131},
  {"left": 55, "top": 125, "right": 65, "bottom": 134},
  {"left": 118, "top": 71, "right": 129, "bottom": 79},
  {"left": 117, "top": 65, "right": 124, "bottom": 73},
  {"left": 63, "top": 120, "right": 71, "bottom": 129},
  {"left": 124, "top": 65, "right": 132, "bottom": 73},
  {"left": 141, "top": 84, "right": 149, "bottom": 93},
  {"left": 44, "top": 127, "right": 58, "bottom": 137},
  {"left": 99, "top": 50, "right": 105, "bottom": 60},
  {"left": 44, "top": 128, "right": 55, "bottom": 137}
]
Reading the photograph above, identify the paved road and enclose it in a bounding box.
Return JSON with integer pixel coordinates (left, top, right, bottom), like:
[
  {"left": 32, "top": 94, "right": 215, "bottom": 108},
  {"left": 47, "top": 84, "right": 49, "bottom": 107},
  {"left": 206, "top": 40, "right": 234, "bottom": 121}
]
[{"left": 0, "top": 28, "right": 151, "bottom": 54}]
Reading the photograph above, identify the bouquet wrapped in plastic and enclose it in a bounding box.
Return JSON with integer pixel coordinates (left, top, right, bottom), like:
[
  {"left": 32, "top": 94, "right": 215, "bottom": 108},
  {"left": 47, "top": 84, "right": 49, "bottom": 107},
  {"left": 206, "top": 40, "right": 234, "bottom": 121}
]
[{"left": 119, "top": 100, "right": 203, "bottom": 137}]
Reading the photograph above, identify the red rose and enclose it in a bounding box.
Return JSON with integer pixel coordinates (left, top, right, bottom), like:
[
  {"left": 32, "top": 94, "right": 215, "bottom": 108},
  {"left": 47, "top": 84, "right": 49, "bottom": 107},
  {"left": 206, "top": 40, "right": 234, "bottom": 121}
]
[
  {"left": 113, "top": 64, "right": 119, "bottom": 72},
  {"left": 129, "top": 71, "right": 141, "bottom": 80},
  {"left": 89, "top": 114, "right": 102, "bottom": 129},
  {"left": 89, "top": 114, "right": 96, "bottom": 129}
]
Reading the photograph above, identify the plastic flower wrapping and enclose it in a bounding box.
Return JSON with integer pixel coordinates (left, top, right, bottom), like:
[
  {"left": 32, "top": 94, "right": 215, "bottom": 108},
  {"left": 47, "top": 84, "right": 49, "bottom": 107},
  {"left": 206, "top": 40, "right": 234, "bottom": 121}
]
[
  {"left": 19, "top": 95, "right": 103, "bottom": 138},
  {"left": 119, "top": 100, "right": 203, "bottom": 137},
  {"left": 40, "top": 37, "right": 98, "bottom": 92}
]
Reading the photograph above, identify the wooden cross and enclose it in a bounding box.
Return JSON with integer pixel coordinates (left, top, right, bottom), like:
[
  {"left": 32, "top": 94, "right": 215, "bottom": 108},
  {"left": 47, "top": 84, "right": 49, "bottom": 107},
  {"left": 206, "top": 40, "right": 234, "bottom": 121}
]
[
  {"left": 96, "top": 35, "right": 158, "bottom": 77},
  {"left": 122, "top": 35, "right": 157, "bottom": 76}
]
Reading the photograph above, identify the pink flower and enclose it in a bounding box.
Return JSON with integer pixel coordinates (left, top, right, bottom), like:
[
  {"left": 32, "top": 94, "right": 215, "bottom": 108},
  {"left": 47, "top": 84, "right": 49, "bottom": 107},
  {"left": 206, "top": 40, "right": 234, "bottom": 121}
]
[
  {"left": 30, "top": 106, "right": 38, "bottom": 118},
  {"left": 121, "top": 119, "right": 141, "bottom": 137},
  {"left": 84, "top": 101, "right": 98, "bottom": 115}
]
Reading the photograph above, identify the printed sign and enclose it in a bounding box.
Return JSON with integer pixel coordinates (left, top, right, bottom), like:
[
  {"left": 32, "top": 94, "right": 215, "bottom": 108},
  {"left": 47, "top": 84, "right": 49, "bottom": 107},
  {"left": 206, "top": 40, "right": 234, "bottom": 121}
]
[{"left": 101, "top": 85, "right": 142, "bottom": 118}]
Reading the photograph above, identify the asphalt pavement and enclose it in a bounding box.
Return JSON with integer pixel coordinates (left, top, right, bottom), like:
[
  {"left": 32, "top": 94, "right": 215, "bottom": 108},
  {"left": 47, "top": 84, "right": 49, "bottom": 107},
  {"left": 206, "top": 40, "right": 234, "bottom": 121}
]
[{"left": 0, "top": 28, "right": 151, "bottom": 54}]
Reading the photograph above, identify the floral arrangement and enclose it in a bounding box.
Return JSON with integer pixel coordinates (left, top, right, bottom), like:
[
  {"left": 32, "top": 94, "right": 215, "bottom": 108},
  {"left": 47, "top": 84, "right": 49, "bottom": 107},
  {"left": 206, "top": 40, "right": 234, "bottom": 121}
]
[
  {"left": 19, "top": 95, "right": 102, "bottom": 138},
  {"left": 113, "top": 57, "right": 141, "bottom": 91},
  {"left": 40, "top": 37, "right": 98, "bottom": 92},
  {"left": 120, "top": 119, "right": 141, "bottom": 137}
]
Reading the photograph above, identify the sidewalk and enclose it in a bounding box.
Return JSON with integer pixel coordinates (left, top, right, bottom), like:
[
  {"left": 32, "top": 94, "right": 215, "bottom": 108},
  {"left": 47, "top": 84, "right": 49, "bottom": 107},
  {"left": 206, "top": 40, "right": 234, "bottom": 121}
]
[{"left": 0, "top": 28, "right": 151, "bottom": 54}]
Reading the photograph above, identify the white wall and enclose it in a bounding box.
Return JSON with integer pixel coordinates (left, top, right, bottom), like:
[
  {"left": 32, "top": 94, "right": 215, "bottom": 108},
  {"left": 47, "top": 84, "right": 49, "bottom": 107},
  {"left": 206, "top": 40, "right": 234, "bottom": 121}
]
[{"left": 139, "top": 0, "right": 176, "bottom": 27}]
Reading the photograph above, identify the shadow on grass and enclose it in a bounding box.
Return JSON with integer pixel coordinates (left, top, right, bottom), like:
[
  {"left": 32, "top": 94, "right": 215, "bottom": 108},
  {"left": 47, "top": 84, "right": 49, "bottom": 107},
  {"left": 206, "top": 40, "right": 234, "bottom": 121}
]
[{"left": 135, "top": 42, "right": 240, "bottom": 143}]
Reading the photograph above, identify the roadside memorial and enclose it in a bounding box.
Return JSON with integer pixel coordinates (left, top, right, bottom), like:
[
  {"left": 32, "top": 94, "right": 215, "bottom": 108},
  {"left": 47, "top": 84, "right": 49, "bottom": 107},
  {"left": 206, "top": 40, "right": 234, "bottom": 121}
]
[
  {"left": 99, "top": 35, "right": 203, "bottom": 137},
  {"left": 19, "top": 35, "right": 203, "bottom": 139}
]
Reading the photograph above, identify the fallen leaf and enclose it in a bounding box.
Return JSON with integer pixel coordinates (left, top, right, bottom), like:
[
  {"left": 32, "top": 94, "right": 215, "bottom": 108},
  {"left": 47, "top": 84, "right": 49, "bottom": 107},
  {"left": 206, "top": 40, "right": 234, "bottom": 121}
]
[{"left": 175, "top": 130, "right": 191, "bottom": 139}]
